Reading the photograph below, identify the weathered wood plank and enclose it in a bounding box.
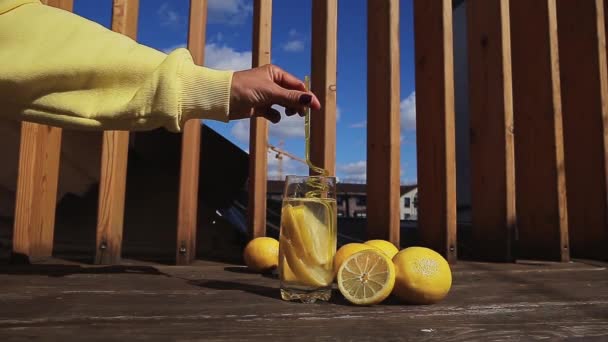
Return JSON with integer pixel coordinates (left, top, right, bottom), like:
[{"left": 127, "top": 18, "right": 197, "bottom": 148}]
[
  {"left": 556, "top": 0, "right": 608, "bottom": 262},
  {"left": 247, "top": 0, "right": 272, "bottom": 239},
  {"left": 176, "top": 0, "right": 207, "bottom": 265},
  {"left": 510, "top": 0, "right": 569, "bottom": 261},
  {"left": 0, "top": 261, "right": 606, "bottom": 341},
  {"left": 95, "top": 0, "right": 139, "bottom": 265},
  {"left": 12, "top": 124, "right": 62, "bottom": 263},
  {"left": 310, "top": 0, "right": 337, "bottom": 177},
  {"left": 11, "top": 0, "right": 73, "bottom": 263},
  {"left": 414, "top": 0, "right": 457, "bottom": 262},
  {"left": 366, "top": 0, "right": 401, "bottom": 246},
  {"left": 467, "top": 0, "right": 515, "bottom": 262}
]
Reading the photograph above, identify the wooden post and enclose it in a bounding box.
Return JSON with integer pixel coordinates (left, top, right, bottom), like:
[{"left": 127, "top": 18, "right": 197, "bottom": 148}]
[
  {"left": 414, "top": 0, "right": 457, "bottom": 263},
  {"left": 175, "top": 0, "right": 207, "bottom": 265},
  {"left": 310, "top": 0, "right": 337, "bottom": 177},
  {"left": 95, "top": 0, "right": 139, "bottom": 265},
  {"left": 510, "top": 0, "right": 569, "bottom": 261},
  {"left": 12, "top": 0, "right": 73, "bottom": 263},
  {"left": 556, "top": 0, "right": 608, "bottom": 261},
  {"left": 247, "top": 0, "right": 272, "bottom": 239},
  {"left": 467, "top": 0, "right": 516, "bottom": 262},
  {"left": 367, "top": 0, "right": 401, "bottom": 246}
]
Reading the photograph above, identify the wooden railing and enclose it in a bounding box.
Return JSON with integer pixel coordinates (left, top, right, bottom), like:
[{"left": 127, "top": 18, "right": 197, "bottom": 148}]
[{"left": 9, "top": 0, "right": 608, "bottom": 265}]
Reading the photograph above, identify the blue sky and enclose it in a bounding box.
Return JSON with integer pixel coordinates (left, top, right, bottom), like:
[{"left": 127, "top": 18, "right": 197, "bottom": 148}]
[{"left": 73, "top": 0, "right": 417, "bottom": 184}]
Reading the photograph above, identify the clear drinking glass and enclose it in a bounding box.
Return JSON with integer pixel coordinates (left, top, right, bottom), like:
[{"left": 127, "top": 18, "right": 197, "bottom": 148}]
[{"left": 279, "top": 175, "right": 337, "bottom": 303}]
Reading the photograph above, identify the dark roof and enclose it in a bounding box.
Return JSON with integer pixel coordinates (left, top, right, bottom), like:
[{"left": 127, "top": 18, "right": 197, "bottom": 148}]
[{"left": 267, "top": 180, "right": 416, "bottom": 196}]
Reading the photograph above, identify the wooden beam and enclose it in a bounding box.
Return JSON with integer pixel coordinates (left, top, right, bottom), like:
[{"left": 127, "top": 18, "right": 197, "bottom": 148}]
[
  {"left": 247, "top": 0, "right": 272, "bottom": 239},
  {"left": 510, "top": 0, "right": 569, "bottom": 261},
  {"left": 414, "top": 0, "right": 457, "bottom": 262},
  {"left": 95, "top": 0, "right": 139, "bottom": 265},
  {"left": 310, "top": 0, "right": 337, "bottom": 177},
  {"left": 176, "top": 0, "right": 207, "bottom": 265},
  {"left": 12, "top": 0, "right": 73, "bottom": 263},
  {"left": 467, "top": 0, "right": 516, "bottom": 262},
  {"left": 367, "top": 0, "right": 401, "bottom": 246},
  {"left": 556, "top": 0, "right": 608, "bottom": 261}
]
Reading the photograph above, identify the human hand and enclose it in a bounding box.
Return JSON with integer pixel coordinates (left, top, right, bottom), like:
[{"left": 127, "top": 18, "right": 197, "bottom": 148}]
[{"left": 229, "top": 64, "right": 322, "bottom": 123}]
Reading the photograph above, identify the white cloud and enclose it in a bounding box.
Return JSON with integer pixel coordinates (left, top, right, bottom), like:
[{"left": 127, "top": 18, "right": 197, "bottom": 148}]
[
  {"left": 337, "top": 161, "right": 367, "bottom": 183},
  {"left": 204, "top": 43, "right": 252, "bottom": 71},
  {"left": 162, "top": 43, "right": 251, "bottom": 71},
  {"left": 231, "top": 120, "right": 250, "bottom": 143},
  {"left": 401, "top": 91, "right": 416, "bottom": 131},
  {"left": 345, "top": 92, "right": 416, "bottom": 133},
  {"left": 208, "top": 0, "right": 253, "bottom": 25},
  {"left": 267, "top": 151, "right": 308, "bottom": 180},
  {"left": 230, "top": 107, "right": 305, "bottom": 143},
  {"left": 282, "top": 28, "right": 306, "bottom": 52},
  {"left": 349, "top": 120, "right": 366, "bottom": 128},
  {"left": 283, "top": 40, "right": 305, "bottom": 52},
  {"left": 336, "top": 107, "right": 341, "bottom": 122},
  {"left": 157, "top": 3, "right": 185, "bottom": 28}
]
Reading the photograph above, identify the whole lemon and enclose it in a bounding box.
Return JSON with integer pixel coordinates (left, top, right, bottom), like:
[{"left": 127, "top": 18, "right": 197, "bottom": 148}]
[
  {"left": 364, "top": 239, "right": 400, "bottom": 259},
  {"left": 392, "top": 247, "right": 452, "bottom": 304},
  {"left": 243, "top": 237, "right": 279, "bottom": 272},
  {"left": 334, "top": 243, "right": 375, "bottom": 272}
]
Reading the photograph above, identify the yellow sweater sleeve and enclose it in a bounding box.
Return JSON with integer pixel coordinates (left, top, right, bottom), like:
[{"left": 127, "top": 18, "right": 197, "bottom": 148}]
[{"left": 0, "top": 1, "right": 234, "bottom": 132}]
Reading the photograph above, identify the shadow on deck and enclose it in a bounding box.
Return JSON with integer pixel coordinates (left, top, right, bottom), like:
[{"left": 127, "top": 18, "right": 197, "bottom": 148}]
[{"left": 0, "top": 259, "right": 606, "bottom": 340}]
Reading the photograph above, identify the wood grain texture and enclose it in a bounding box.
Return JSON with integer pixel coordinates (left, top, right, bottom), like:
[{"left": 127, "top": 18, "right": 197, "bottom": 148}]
[
  {"left": 310, "top": 0, "right": 337, "bottom": 177},
  {"left": 95, "top": 0, "right": 139, "bottom": 265},
  {"left": 12, "top": 124, "right": 62, "bottom": 262},
  {"left": 467, "top": 0, "right": 516, "bottom": 262},
  {"left": 510, "top": 0, "right": 569, "bottom": 261},
  {"left": 12, "top": 0, "right": 73, "bottom": 263},
  {"left": 414, "top": 0, "right": 457, "bottom": 262},
  {"left": 176, "top": 0, "right": 207, "bottom": 266},
  {"left": 366, "top": 0, "right": 401, "bottom": 246},
  {"left": 0, "top": 260, "right": 606, "bottom": 341},
  {"left": 247, "top": 0, "right": 272, "bottom": 239},
  {"left": 556, "top": 0, "right": 608, "bottom": 261}
]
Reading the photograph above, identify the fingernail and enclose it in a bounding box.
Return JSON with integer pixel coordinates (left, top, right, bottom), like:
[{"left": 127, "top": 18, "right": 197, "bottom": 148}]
[{"left": 299, "top": 94, "right": 312, "bottom": 105}]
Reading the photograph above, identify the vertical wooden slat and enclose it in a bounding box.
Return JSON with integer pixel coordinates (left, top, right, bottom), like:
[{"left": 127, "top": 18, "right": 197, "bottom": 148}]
[
  {"left": 12, "top": 0, "right": 72, "bottom": 263},
  {"left": 467, "top": 0, "right": 516, "bottom": 262},
  {"left": 510, "top": 0, "right": 569, "bottom": 261},
  {"left": 310, "top": 0, "right": 337, "bottom": 177},
  {"left": 176, "top": 0, "right": 207, "bottom": 265},
  {"left": 247, "top": 0, "right": 272, "bottom": 239},
  {"left": 557, "top": 0, "right": 608, "bottom": 261},
  {"left": 95, "top": 0, "right": 139, "bottom": 265},
  {"left": 367, "top": 0, "right": 401, "bottom": 246},
  {"left": 414, "top": 0, "right": 457, "bottom": 262}
]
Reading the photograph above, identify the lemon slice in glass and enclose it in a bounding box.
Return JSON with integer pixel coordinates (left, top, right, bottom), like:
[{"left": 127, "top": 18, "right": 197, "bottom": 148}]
[{"left": 337, "top": 249, "right": 395, "bottom": 305}]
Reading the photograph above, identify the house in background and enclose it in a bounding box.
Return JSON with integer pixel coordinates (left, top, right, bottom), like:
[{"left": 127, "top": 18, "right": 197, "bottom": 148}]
[
  {"left": 267, "top": 180, "right": 417, "bottom": 221},
  {"left": 400, "top": 186, "right": 418, "bottom": 220}
]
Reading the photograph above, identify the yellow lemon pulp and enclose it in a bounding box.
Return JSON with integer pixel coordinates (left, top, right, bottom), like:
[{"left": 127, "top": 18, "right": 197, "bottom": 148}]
[
  {"left": 334, "top": 243, "right": 376, "bottom": 274},
  {"left": 392, "top": 247, "right": 452, "bottom": 304},
  {"left": 364, "top": 239, "right": 400, "bottom": 259},
  {"left": 337, "top": 249, "right": 396, "bottom": 305},
  {"left": 243, "top": 237, "right": 279, "bottom": 272},
  {"left": 279, "top": 203, "right": 334, "bottom": 287}
]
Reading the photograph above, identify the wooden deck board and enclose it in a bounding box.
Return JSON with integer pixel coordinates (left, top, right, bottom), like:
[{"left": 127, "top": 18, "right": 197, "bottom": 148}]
[{"left": 0, "top": 260, "right": 606, "bottom": 341}]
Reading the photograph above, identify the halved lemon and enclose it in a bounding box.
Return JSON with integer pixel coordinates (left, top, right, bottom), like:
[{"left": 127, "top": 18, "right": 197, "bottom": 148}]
[{"left": 337, "top": 249, "right": 396, "bottom": 305}]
